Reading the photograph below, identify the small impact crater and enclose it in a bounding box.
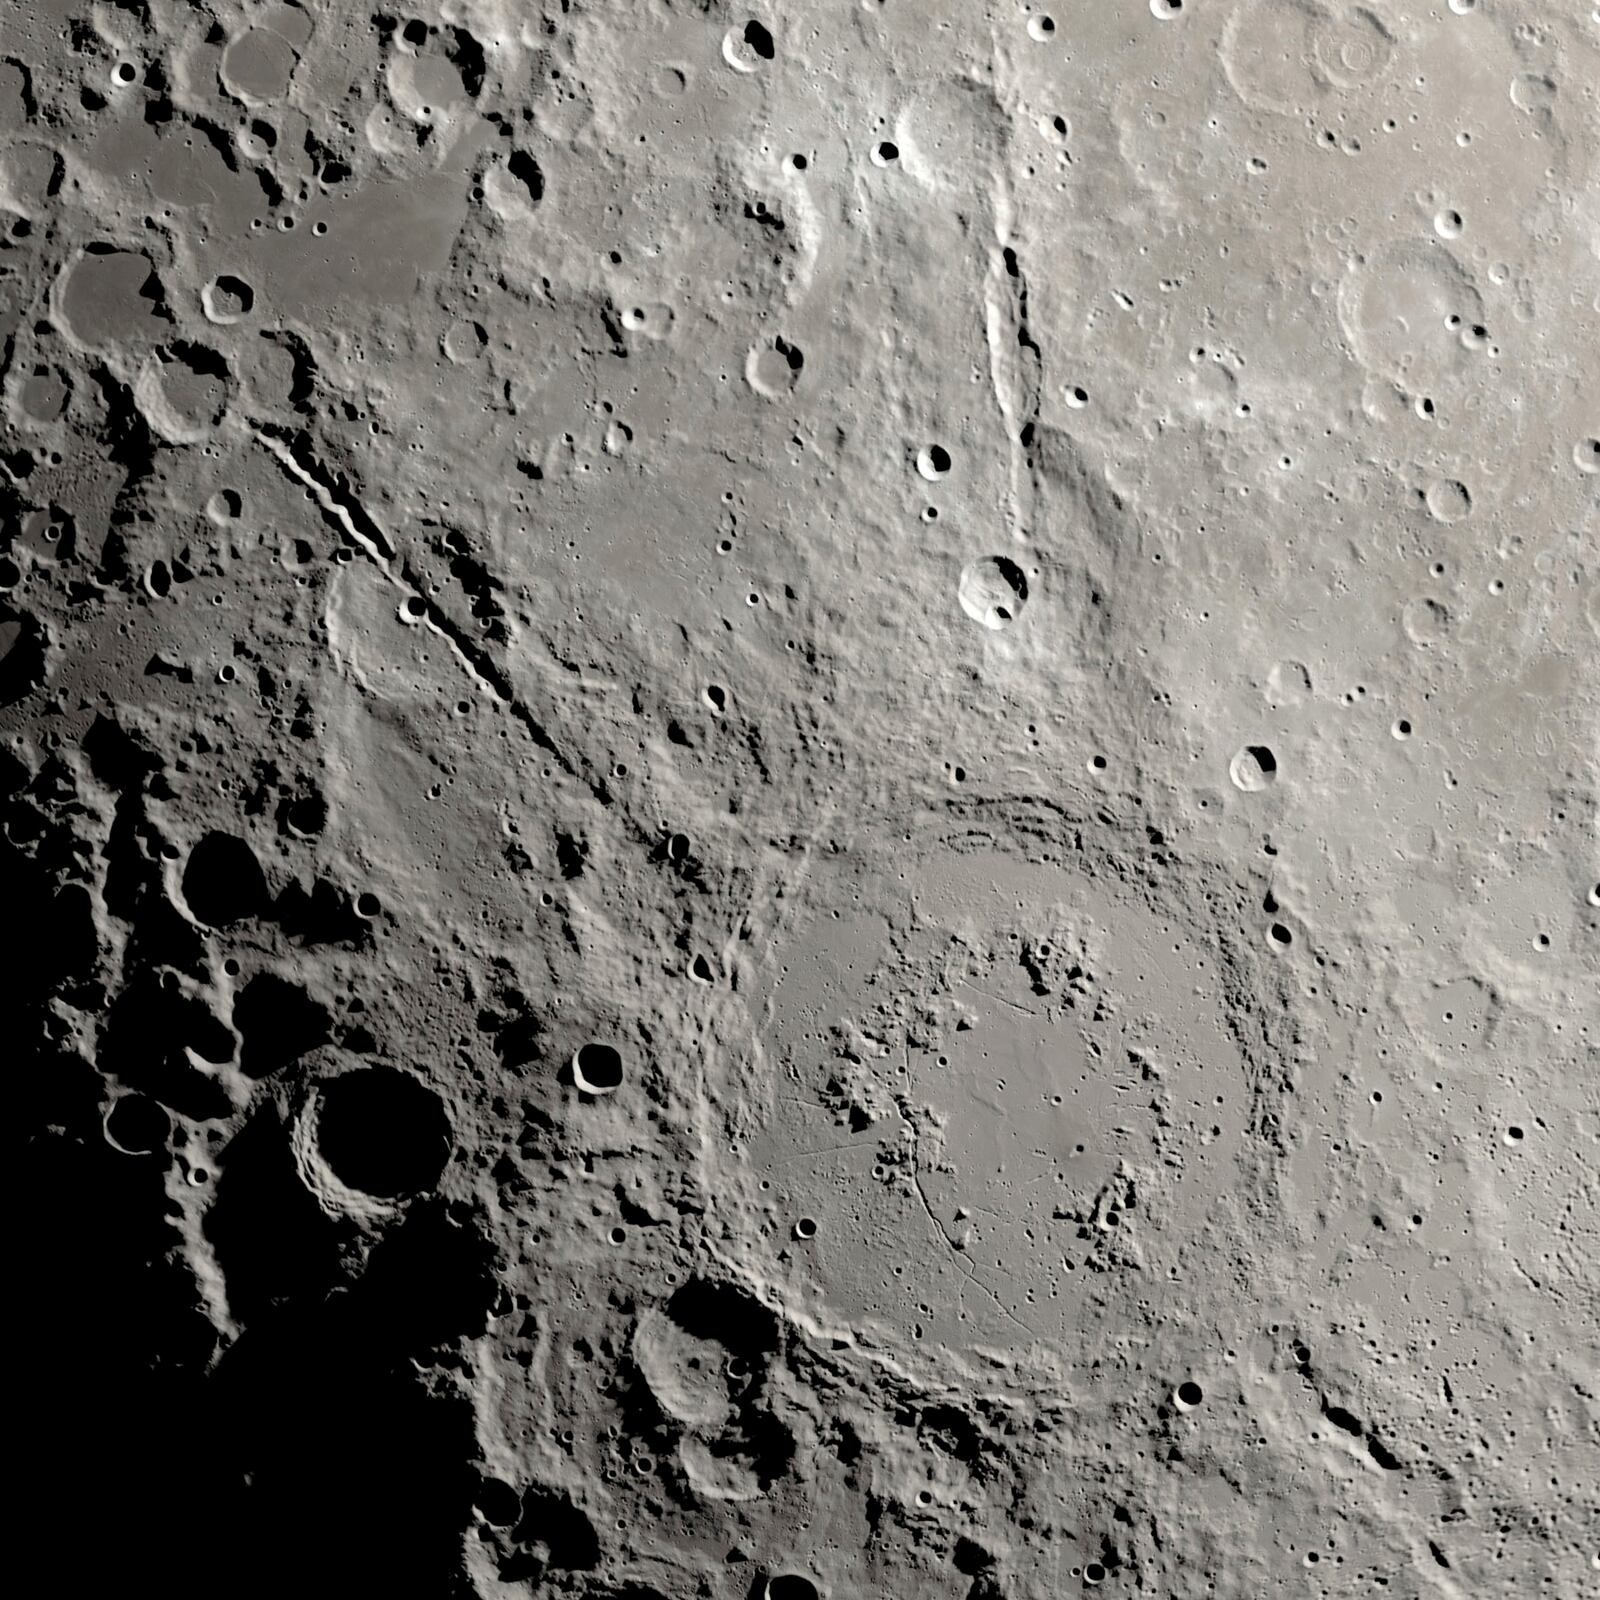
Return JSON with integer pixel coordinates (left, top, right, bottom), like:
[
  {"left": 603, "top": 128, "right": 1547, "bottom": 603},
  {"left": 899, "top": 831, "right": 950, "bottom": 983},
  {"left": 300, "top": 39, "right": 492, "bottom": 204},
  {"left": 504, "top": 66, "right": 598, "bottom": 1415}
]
[
  {"left": 182, "top": 830, "right": 269, "bottom": 926},
  {"left": 745, "top": 335, "right": 804, "bottom": 397},
  {"left": 766, "top": 1577, "right": 821, "bottom": 1600},
  {"left": 104, "top": 1093, "right": 171, "bottom": 1155},
  {"left": 723, "top": 20, "right": 776, "bottom": 73},
  {"left": 958, "top": 556, "right": 1028, "bottom": 629},
  {"left": 572, "top": 1041, "right": 625, "bottom": 1095},
  {"left": 202, "top": 273, "right": 256, "bottom": 324},
  {"left": 314, "top": 1067, "right": 452, "bottom": 1198},
  {"left": 1228, "top": 744, "right": 1279, "bottom": 792},
  {"left": 1423, "top": 478, "right": 1471, "bottom": 522}
]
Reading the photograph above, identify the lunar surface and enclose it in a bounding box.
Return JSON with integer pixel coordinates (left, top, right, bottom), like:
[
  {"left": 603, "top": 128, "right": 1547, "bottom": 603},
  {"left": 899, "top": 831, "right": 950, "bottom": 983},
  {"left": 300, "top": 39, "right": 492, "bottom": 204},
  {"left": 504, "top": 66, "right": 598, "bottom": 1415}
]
[{"left": 4, "top": 2, "right": 1597, "bottom": 1596}]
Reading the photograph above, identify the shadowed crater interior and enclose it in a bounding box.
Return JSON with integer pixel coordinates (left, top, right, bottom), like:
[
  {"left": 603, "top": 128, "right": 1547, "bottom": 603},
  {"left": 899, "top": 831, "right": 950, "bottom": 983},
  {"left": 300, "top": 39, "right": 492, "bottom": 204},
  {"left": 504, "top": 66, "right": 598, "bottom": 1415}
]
[
  {"left": 181, "top": 829, "right": 269, "bottom": 925},
  {"left": 315, "top": 1066, "right": 453, "bottom": 1196}
]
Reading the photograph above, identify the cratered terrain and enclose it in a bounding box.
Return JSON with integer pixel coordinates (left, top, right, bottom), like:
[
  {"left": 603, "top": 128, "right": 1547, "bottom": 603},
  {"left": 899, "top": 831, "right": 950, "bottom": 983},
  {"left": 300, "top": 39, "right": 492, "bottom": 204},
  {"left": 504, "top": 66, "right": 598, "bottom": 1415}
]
[{"left": 4, "top": 2, "right": 1597, "bottom": 1597}]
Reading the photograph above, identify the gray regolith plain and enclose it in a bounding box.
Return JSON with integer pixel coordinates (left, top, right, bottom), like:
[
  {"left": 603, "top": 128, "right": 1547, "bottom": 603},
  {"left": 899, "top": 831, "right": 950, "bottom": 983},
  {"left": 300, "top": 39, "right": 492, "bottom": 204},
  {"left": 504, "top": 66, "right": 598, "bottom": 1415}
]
[{"left": 3, "top": 1, "right": 1597, "bottom": 1596}]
